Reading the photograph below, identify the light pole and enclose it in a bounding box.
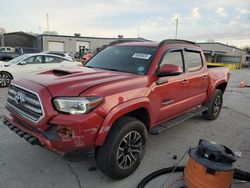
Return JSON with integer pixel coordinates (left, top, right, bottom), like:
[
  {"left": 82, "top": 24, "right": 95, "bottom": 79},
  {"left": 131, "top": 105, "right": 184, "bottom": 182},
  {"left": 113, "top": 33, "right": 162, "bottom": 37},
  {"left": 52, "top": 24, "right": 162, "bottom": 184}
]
[
  {"left": 137, "top": 25, "right": 140, "bottom": 38},
  {"left": 46, "top": 13, "right": 50, "bottom": 50},
  {"left": 38, "top": 26, "right": 41, "bottom": 34},
  {"left": 175, "top": 18, "right": 179, "bottom": 39}
]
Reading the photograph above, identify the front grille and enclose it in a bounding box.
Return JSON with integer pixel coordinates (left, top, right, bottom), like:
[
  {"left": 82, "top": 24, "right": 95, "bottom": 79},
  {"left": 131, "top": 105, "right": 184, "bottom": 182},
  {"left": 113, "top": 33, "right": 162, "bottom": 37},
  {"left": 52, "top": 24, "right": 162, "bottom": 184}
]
[{"left": 6, "top": 84, "right": 44, "bottom": 123}]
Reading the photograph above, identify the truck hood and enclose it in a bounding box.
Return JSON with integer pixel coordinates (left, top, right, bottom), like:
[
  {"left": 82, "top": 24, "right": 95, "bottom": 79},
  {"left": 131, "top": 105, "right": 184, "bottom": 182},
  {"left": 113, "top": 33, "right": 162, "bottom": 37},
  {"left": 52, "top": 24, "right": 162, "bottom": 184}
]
[{"left": 22, "top": 67, "right": 143, "bottom": 96}]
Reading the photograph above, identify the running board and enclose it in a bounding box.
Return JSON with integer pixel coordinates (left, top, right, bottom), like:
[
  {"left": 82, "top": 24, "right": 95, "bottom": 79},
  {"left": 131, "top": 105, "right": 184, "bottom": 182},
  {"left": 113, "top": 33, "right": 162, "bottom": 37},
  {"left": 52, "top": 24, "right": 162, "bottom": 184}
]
[{"left": 149, "top": 106, "right": 208, "bottom": 135}]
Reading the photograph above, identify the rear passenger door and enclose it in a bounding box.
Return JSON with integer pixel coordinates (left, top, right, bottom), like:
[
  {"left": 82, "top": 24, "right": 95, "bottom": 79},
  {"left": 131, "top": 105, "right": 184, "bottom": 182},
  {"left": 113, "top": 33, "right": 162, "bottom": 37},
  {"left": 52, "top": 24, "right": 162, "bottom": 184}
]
[{"left": 184, "top": 49, "right": 208, "bottom": 109}]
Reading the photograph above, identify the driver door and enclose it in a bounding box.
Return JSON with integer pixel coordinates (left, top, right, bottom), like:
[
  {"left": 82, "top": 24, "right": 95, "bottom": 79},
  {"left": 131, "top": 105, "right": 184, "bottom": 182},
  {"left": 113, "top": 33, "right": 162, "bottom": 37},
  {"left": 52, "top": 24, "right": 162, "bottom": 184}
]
[{"left": 152, "top": 49, "right": 189, "bottom": 124}]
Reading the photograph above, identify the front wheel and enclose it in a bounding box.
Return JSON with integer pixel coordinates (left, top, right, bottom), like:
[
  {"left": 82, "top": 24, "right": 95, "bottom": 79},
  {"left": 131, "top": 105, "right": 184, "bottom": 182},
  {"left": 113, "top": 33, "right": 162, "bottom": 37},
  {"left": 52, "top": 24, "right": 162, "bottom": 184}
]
[
  {"left": 96, "top": 116, "right": 147, "bottom": 179},
  {"left": 203, "top": 89, "right": 223, "bottom": 120},
  {"left": 0, "top": 72, "right": 12, "bottom": 87}
]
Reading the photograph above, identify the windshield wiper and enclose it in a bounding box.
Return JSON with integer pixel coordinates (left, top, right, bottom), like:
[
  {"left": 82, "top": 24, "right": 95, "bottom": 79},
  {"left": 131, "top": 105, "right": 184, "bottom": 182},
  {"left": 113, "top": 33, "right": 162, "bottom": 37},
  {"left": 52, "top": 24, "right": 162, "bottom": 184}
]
[
  {"left": 102, "top": 68, "right": 121, "bottom": 72},
  {"left": 85, "top": 66, "right": 133, "bottom": 74},
  {"left": 84, "top": 66, "right": 119, "bottom": 72},
  {"left": 84, "top": 65, "right": 94, "bottom": 68}
]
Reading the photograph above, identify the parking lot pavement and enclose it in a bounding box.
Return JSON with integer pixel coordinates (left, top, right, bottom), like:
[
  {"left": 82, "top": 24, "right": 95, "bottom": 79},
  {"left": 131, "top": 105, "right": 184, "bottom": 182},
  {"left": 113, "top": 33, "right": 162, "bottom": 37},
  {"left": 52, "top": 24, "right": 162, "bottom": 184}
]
[{"left": 0, "top": 69, "right": 250, "bottom": 188}]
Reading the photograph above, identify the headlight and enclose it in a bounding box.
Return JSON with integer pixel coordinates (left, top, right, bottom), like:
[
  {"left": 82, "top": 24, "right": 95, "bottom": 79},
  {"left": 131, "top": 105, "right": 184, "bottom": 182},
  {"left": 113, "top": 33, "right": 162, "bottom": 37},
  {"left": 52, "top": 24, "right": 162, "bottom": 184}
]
[{"left": 53, "top": 96, "right": 103, "bottom": 114}]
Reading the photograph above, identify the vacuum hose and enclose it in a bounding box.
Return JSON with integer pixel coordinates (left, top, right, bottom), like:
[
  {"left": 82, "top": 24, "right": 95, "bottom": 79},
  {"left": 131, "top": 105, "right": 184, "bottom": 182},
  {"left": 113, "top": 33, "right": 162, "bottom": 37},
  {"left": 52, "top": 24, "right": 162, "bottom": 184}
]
[
  {"left": 137, "top": 166, "right": 250, "bottom": 188},
  {"left": 234, "top": 168, "right": 250, "bottom": 181},
  {"left": 137, "top": 166, "right": 185, "bottom": 188}
]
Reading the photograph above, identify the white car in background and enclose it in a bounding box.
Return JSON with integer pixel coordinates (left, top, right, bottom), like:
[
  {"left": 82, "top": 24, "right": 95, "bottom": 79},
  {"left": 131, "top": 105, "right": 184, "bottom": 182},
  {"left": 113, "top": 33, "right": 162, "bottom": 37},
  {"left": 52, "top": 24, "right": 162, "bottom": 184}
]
[
  {"left": 42, "top": 51, "right": 75, "bottom": 61},
  {"left": 0, "top": 53, "right": 82, "bottom": 87},
  {"left": 0, "top": 47, "right": 15, "bottom": 53}
]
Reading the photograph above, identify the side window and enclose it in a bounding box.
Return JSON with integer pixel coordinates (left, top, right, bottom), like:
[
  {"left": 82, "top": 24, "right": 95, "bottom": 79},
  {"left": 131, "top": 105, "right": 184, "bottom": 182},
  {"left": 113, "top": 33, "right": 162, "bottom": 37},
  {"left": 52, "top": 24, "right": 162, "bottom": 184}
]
[
  {"left": 160, "top": 51, "right": 184, "bottom": 72},
  {"left": 184, "top": 51, "right": 203, "bottom": 72},
  {"left": 25, "top": 56, "right": 43, "bottom": 64},
  {"left": 45, "top": 56, "right": 64, "bottom": 63}
]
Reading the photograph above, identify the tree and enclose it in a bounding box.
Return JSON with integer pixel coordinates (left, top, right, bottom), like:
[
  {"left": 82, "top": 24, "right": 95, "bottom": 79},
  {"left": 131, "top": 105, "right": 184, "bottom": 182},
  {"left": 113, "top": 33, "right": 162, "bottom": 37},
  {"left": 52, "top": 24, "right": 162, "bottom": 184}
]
[
  {"left": 243, "top": 46, "right": 250, "bottom": 54},
  {"left": 0, "top": 27, "right": 6, "bottom": 46}
]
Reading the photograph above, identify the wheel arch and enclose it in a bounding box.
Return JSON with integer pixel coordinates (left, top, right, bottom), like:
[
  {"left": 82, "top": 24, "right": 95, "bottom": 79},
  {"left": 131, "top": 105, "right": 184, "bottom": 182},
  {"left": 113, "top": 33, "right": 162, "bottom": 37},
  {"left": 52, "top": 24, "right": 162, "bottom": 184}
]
[
  {"left": 206, "top": 80, "right": 228, "bottom": 104},
  {"left": 215, "top": 82, "right": 227, "bottom": 94},
  {"left": 95, "top": 98, "right": 151, "bottom": 146},
  {"left": 0, "top": 71, "right": 13, "bottom": 79}
]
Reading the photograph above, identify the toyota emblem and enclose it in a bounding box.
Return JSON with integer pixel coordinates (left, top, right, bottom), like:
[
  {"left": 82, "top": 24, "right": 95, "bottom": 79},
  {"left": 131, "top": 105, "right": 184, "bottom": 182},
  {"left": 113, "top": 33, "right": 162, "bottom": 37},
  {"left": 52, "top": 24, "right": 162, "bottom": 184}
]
[{"left": 15, "top": 91, "right": 26, "bottom": 105}]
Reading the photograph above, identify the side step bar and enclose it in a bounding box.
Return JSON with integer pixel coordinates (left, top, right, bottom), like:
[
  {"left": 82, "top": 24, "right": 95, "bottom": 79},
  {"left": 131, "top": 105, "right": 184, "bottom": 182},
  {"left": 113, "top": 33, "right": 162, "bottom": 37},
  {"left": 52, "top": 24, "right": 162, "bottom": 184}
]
[
  {"left": 3, "top": 119, "right": 40, "bottom": 145},
  {"left": 149, "top": 106, "right": 208, "bottom": 135}
]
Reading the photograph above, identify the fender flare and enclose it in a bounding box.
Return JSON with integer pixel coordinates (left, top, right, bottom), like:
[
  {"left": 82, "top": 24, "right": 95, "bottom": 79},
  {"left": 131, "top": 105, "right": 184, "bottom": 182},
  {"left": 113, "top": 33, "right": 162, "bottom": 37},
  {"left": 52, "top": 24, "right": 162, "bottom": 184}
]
[
  {"left": 95, "top": 98, "right": 151, "bottom": 146},
  {"left": 206, "top": 79, "right": 228, "bottom": 103}
]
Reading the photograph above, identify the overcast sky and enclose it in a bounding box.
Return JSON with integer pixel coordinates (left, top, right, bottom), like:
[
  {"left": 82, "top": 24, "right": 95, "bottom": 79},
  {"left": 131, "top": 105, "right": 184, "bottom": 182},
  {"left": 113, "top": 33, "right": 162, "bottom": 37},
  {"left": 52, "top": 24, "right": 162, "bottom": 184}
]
[{"left": 1, "top": 0, "right": 250, "bottom": 47}]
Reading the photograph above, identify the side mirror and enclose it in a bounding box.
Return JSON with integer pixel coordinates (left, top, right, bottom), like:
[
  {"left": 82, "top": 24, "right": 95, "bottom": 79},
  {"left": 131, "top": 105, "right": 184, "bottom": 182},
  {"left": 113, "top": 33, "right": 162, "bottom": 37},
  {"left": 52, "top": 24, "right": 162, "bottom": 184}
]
[
  {"left": 158, "top": 64, "right": 182, "bottom": 77},
  {"left": 19, "top": 61, "right": 26, "bottom": 65}
]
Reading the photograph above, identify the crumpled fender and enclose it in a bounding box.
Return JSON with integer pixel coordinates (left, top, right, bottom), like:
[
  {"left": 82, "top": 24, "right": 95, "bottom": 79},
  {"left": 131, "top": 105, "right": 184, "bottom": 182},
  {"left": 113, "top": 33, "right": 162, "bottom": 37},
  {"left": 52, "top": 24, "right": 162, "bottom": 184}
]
[{"left": 95, "top": 97, "right": 151, "bottom": 146}]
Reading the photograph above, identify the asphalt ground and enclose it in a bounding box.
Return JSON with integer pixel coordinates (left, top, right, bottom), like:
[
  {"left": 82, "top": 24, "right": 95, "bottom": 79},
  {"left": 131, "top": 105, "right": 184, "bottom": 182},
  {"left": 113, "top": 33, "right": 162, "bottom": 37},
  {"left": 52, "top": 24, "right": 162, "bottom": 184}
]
[{"left": 0, "top": 69, "right": 249, "bottom": 188}]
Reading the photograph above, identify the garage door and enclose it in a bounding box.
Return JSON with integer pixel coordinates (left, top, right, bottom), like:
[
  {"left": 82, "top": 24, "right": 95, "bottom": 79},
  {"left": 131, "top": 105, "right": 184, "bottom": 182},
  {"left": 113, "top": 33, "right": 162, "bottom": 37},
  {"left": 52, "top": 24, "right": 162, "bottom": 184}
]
[
  {"left": 76, "top": 41, "right": 90, "bottom": 52},
  {"left": 217, "top": 55, "right": 241, "bottom": 64},
  {"left": 48, "top": 41, "right": 65, "bottom": 52}
]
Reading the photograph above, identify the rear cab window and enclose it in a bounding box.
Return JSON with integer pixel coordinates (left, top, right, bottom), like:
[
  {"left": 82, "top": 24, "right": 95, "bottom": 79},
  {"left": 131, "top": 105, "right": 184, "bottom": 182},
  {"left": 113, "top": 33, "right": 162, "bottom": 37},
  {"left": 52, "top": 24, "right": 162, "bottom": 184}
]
[{"left": 184, "top": 50, "right": 203, "bottom": 72}]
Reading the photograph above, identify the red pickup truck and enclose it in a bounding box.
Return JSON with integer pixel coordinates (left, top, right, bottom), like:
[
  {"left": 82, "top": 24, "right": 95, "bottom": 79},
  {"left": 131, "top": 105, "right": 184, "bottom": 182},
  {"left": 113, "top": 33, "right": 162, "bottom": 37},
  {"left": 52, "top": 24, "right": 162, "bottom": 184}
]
[{"left": 3, "top": 39, "right": 230, "bottom": 179}]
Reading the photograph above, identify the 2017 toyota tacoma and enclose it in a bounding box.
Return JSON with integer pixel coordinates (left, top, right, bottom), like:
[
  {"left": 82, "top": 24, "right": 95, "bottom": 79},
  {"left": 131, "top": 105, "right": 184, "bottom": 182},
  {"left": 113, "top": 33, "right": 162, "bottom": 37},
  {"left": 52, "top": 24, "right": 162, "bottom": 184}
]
[{"left": 3, "top": 39, "right": 230, "bottom": 179}]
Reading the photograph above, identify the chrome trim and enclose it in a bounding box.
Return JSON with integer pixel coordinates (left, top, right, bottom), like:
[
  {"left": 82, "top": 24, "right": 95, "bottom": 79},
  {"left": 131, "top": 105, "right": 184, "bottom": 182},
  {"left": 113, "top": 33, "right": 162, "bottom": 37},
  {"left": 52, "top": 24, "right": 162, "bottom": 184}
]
[{"left": 6, "top": 83, "right": 45, "bottom": 124}]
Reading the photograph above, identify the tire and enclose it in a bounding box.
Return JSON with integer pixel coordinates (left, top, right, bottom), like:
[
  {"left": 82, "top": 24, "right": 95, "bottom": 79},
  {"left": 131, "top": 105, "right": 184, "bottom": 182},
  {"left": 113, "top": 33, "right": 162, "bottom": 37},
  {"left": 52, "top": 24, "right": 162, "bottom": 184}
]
[
  {"left": 0, "top": 72, "right": 12, "bottom": 87},
  {"left": 203, "top": 89, "right": 223, "bottom": 120},
  {"left": 96, "top": 116, "right": 148, "bottom": 179}
]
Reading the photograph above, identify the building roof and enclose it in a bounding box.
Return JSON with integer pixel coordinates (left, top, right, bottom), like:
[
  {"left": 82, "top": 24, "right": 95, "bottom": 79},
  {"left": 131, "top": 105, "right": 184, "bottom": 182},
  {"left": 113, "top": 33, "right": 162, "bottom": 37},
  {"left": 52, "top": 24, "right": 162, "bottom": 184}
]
[
  {"left": 38, "top": 34, "right": 151, "bottom": 41},
  {"left": 4, "top": 31, "right": 37, "bottom": 38},
  {"left": 198, "top": 42, "right": 246, "bottom": 53}
]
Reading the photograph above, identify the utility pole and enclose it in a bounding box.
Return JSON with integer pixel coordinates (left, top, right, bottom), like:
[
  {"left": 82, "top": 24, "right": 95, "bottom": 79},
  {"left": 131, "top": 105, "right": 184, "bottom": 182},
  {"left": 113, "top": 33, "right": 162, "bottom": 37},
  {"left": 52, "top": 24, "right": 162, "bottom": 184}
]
[
  {"left": 46, "top": 13, "right": 50, "bottom": 32},
  {"left": 46, "top": 13, "right": 50, "bottom": 50},
  {"left": 137, "top": 26, "right": 140, "bottom": 38},
  {"left": 38, "top": 26, "right": 41, "bottom": 34},
  {"left": 175, "top": 18, "right": 179, "bottom": 39}
]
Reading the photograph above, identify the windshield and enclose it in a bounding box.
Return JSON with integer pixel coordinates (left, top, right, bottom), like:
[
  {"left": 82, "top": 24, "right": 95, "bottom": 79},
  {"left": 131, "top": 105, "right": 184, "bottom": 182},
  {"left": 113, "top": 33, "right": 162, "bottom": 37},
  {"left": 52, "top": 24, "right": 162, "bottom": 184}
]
[
  {"left": 8, "top": 54, "right": 30, "bottom": 64},
  {"left": 85, "top": 46, "right": 157, "bottom": 75}
]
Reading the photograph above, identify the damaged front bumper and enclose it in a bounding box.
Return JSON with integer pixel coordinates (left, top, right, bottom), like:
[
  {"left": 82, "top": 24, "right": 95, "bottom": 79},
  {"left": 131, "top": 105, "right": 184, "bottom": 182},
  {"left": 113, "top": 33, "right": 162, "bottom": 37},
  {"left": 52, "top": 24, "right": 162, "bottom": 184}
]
[{"left": 3, "top": 111, "right": 104, "bottom": 155}]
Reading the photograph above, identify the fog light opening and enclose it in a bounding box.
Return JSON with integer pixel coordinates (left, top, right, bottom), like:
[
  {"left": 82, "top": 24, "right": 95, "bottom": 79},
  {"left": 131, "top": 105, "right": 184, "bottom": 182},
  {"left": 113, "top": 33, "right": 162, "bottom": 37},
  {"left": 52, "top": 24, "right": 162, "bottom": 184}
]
[{"left": 57, "top": 126, "right": 73, "bottom": 140}]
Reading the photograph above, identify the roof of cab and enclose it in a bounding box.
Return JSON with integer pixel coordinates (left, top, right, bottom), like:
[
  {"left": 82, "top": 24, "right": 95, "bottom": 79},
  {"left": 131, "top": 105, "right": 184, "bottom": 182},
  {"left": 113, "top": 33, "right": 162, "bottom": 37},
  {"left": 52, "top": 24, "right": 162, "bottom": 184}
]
[
  {"left": 113, "top": 39, "right": 200, "bottom": 48},
  {"left": 114, "top": 41, "right": 159, "bottom": 47}
]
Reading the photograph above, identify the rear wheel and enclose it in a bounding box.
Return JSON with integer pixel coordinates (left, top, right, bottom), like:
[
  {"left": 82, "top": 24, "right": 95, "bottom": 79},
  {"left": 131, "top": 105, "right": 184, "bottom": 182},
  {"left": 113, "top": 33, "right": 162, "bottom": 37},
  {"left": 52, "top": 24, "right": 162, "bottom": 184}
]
[
  {"left": 96, "top": 116, "right": 147, "bottom": 179},
  {"left": 0, "top": 72, "right": 12, "bottom": 87},
  {"left": 203, "top": 89, "right": 223, "bottom": 120}
]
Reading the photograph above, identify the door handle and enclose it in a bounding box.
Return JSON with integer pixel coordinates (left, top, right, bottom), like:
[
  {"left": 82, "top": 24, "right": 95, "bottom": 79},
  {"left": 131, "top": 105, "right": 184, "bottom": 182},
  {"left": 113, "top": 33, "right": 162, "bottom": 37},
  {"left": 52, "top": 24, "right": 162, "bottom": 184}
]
[
  {"left": 202, "top": 75, "right": 208, "bottom": 79},
  {"left": 181, "top": 79, "right": 189, "bottom": 84},
  {"left": 156, "top": 80, "right": 168, "bottom": 85}
]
